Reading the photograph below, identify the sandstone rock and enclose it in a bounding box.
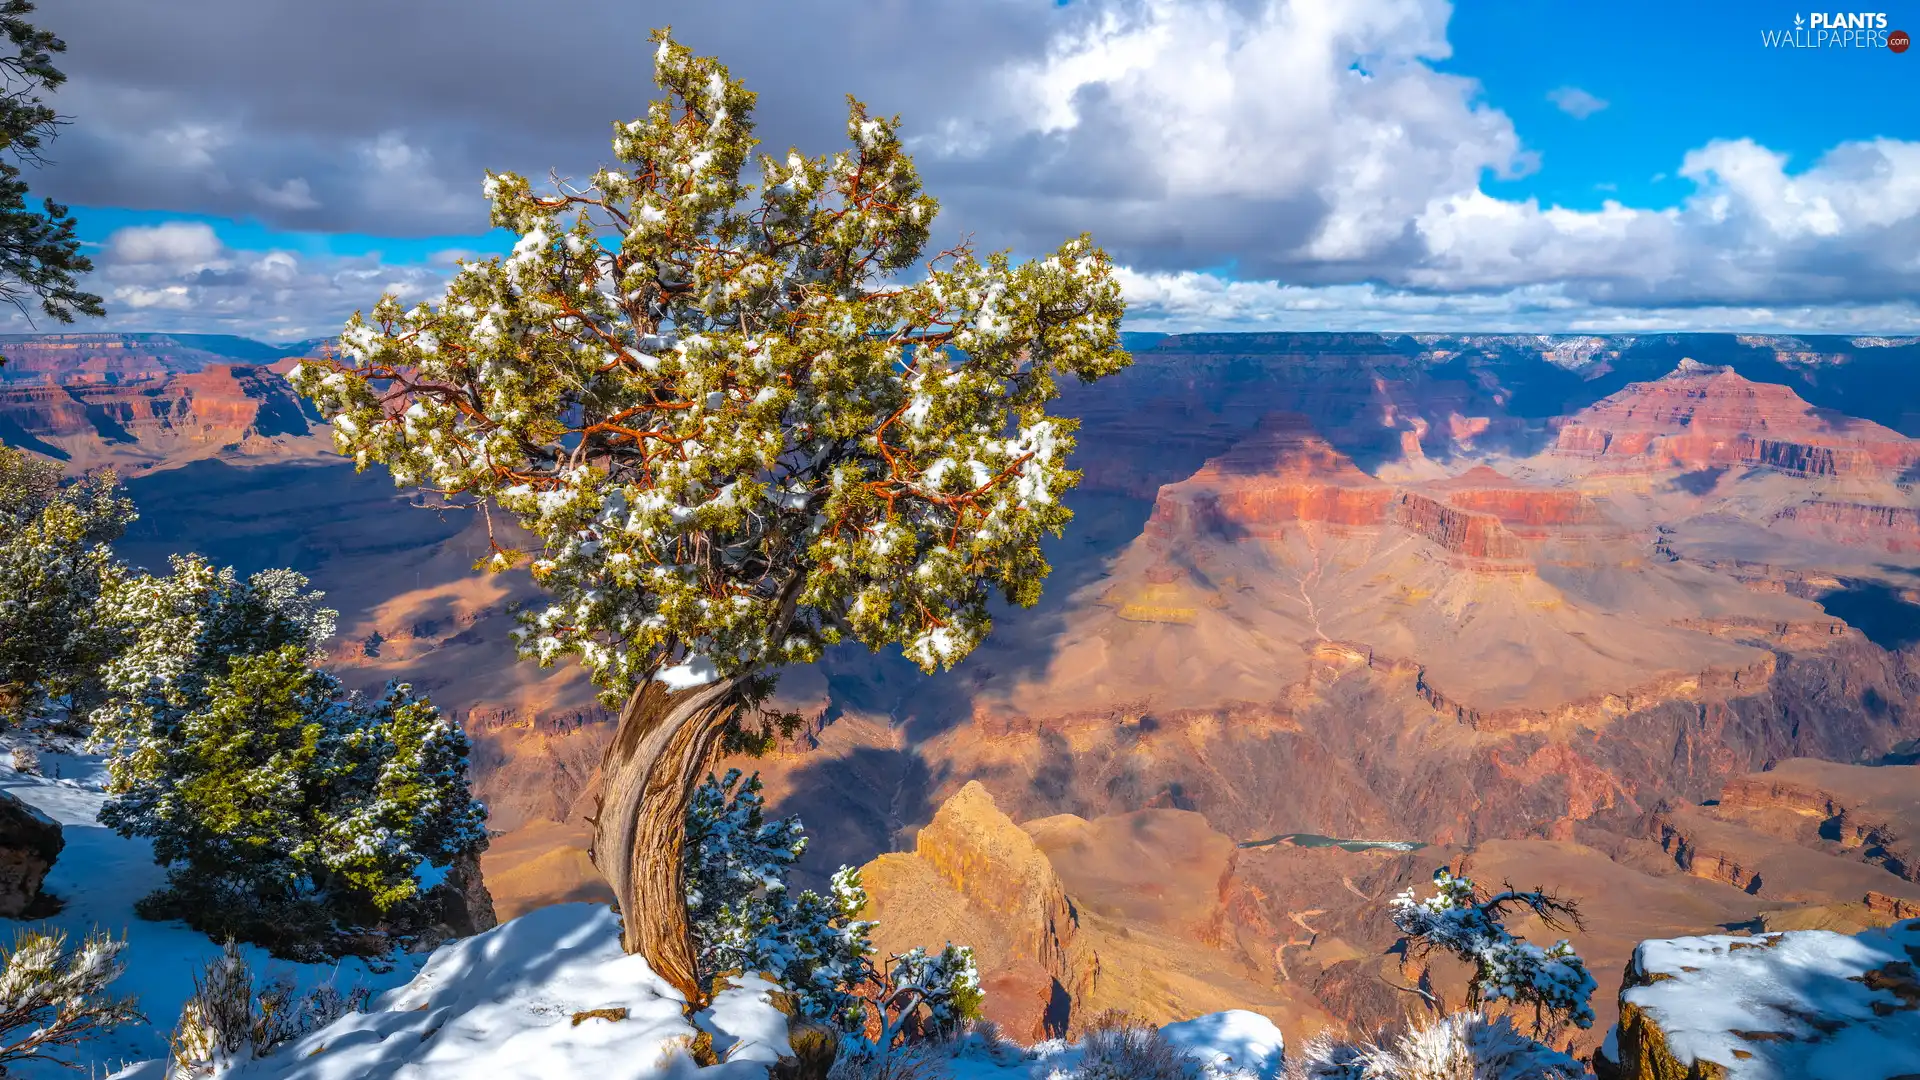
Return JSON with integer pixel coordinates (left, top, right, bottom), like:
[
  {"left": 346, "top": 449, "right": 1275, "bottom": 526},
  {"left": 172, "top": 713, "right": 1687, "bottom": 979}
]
[
  {"left": 0, "top": 789, "right": 62, "bottom": 916},
  {"left": 1553, "top": 363, "right": 1920, "bottom": 480},
  {"left": 859, "top": 781, "right": 1094, "bottom": 1040},
  {"left": 426, "top": 849, "right": 499, "bottom": 938}
]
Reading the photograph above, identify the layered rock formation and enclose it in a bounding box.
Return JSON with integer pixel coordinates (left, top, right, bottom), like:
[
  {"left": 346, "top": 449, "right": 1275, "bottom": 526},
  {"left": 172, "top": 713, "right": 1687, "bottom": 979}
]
[
  {"left": 858, "top": 784, "right": 1329, "bottom": 1044},
  {"left": 860, "top": 782, "right": 1096, "bottom": 1039},
  {"left": 0, "top": 332, "right": 308, "bottom": 385},
  {"left": 0, "top": 359, "right": 332, "bottom": 473},
  {"left": 1553, "top": 361, "right": 1920, "bottom": 479},
  {"left": 1651, "top": 761, "right": 1920, "bottom": 916}
]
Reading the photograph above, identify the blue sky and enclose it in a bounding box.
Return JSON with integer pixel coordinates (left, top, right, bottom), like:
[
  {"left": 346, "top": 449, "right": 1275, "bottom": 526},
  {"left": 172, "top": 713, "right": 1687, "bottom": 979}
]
[
  {"left": 1449, "top": 1, "right": 1917, "bottom": 209},
  {"left": 32, "top": 0, "right": 1920, "bottom": 339}
]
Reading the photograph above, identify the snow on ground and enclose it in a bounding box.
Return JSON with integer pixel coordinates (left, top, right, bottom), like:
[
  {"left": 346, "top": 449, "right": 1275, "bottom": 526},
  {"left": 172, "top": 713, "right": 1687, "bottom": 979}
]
[
  {"left": 1621, "top": 919, "right": 1920, "bottom": 1080},
  {"left": 97, "top": 902, "right": 1284, "bottom": 1080},
  {"left": 0, "top": 735, "right": 427, "bottom": 1078},
  {"left": 2, "top": 733, "right": 1286, "bottom": 1079}
]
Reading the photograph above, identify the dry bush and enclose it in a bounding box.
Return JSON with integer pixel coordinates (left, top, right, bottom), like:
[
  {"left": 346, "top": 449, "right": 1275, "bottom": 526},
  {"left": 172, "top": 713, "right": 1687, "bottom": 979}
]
[
  {"left": 1071, "top": 1011, "right": 1202, "bottom": 1080},
  {"left": 7, "top": 743, "right": 38, "bottom": 775},
  {"left": 826, "top": 1040, "right": 950, "bottom": 1080},
  {"left": 1287, "top": 1011, "right": 1585, "bottom": 1080},
  {"left": 169, "top": 941, "right": 369, "bottom": 1076}
]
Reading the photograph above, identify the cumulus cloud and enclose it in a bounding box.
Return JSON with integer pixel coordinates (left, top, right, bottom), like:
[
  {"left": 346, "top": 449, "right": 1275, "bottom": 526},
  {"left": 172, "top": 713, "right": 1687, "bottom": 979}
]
[
  {"left": 1547, "top": 86, "right": 1608, "bottom": 119},
  {"left": 32, "top": 0, "right": 1920, "bottom": 332},
  {"left": 23, "top": 223, "right": 451, "bottom": 340}
]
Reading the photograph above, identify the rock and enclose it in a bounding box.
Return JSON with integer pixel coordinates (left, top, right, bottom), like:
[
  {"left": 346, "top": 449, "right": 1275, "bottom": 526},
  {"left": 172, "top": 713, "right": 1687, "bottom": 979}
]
[
  {"left": 0, "top": 789, "right": 62, "bottom": 916},
  {"left": 1553, "top": 363, "right": 1920, "bottom": 480},
  {"left": 1596, "top": 919, "right": 1920, "bottom": 1080},
  {"left": 425, "top": 850, "right": 499, "bottom": 938},
  {"left": 858, "top": 781, "right": 1096, "bottom": 1040}
]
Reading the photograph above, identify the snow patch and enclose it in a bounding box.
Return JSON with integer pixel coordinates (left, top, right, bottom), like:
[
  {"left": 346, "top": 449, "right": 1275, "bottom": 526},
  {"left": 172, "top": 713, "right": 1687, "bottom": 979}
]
[{"left": 1620, "top": 920, "right": 1920, "bottom": 1079}]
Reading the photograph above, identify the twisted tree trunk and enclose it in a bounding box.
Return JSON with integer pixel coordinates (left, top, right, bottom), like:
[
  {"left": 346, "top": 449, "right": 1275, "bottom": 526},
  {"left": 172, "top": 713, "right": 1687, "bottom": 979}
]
[{"left": 589, "top": 672, "right": 748, "bottom": 1005}]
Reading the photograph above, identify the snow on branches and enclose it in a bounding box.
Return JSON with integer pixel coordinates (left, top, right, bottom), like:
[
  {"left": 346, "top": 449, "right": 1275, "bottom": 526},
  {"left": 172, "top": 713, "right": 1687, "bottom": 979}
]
[
  {"left": 0, "top": 928, "right": 142, "bottom": 1072},
  {"left": 1388, "top": 867, "right": 1597, "bottom": 1032},
  {"left": 0, "top": 445, "right": 134, "bottom": 724},
  {"left": 289, "top": 28, "right": 1130, "bottom": 708},
  {"left": 88, "top": 555, "right": 487, "bottom": 950},
  {"left": 683, "top": 768, "right": 981, "bottom": 1048}
]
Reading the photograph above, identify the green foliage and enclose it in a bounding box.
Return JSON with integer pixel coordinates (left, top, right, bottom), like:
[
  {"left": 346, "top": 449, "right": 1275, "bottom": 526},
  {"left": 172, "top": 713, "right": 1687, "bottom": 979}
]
[
  {"left": 291, "top": 28, "right": 1130, "bottom": 717},
  {"left": 685, "top": 769, "right": 873, "bottom": 1023},
  {"left": 0, "top": 446, "right": 133, "bottom": 724},
  {"left": 0, "top": 0, "right": 103, "bottom": 324},
  {"left": 91, "top": 556, "right": 488, "bottom": 954}
]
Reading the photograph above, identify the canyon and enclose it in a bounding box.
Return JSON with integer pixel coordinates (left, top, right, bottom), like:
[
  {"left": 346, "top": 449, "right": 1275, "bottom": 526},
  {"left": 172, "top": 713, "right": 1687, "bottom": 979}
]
[{"left": 8, "top": 331, "right": 1920, "bottom": 1061}]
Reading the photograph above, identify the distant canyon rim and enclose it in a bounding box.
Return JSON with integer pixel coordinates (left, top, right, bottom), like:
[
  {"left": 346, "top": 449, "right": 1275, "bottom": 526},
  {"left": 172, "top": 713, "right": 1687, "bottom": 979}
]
[{"left": 6, "top": 329, "right": 1919, "bottom": 1053}]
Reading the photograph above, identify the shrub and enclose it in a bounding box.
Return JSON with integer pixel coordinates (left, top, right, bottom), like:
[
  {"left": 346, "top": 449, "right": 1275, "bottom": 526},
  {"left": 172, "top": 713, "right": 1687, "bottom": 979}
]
[
  {"left": 92, "top": 556, "right": 488, "bottom": 955},
  {"left": 1288, "top": 1011, "right": 1586, "bottom": 1080},
  {"left": 1388, "top": 867, "right": 1596, "bottom": 1033},
  {"left": 0, "top": 446, "right": 133, "bottom": 726},
  {"left": 0, "top": 928, "right": 142, "bottom": 1072},
  {"left": 169, "top": 941, "right": 369, "bottom": 1076},
  {"left": 1072, "top": 1013, "right": 1202, "bottom": 1080},
  {"left": 686, "top": 769, "right": 872, "bottom": 1021}
]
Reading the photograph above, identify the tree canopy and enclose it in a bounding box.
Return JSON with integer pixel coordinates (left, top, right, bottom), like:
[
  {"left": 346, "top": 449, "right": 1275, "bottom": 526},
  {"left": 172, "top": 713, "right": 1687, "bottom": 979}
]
[{"left": 291, "top": 28, "right": 1129, "bottom": 718}]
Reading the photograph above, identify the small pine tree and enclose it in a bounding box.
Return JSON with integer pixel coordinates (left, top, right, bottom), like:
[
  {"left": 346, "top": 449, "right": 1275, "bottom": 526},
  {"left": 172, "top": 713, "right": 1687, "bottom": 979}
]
[
  {"left": 169, "top": 941, "right": 370, "bottom": 1076},
  {"left": 1388, "top": 866, "right": 1597, "bottom": 1033},
  {"left": 682, "top": 768, "right": 981, "bottom": 1054},
  {"left": 0, "top": 928, "right": 143, "bottom": 1072},
  {"left": 685, "top": 769, "right": 873, "bottom": 1020},
  {"left": 90, "top": 555, "right": 488, "bottom": 952},
  {"left": 0, "top": 446, "right": 133, "bottom": 725}
]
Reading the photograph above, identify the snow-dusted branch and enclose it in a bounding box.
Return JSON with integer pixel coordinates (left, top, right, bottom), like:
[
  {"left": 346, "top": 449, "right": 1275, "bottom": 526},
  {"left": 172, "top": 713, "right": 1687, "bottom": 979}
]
[
  {"left": 1388, "top": 867, "right": 1597, "bottom": 1031},
  {"left": 0, "top": 928, "right": 143, "bottom": 1071}
]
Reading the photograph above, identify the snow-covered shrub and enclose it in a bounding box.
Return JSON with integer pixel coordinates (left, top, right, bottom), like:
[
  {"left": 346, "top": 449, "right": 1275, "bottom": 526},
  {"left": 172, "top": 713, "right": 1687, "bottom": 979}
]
[
  {"left": 1389, "top": 867, "right": 1596, "bottom": 1032},
  {"left": 0, "top": 928, "right": 142, "bottom": 1072},
  {"left": 686, "top": 769, "right": 872, "bottom": 1019},
  {"left": 169, "top": 941, "right": 371, "bottom": 1076},
  {"left": 7, "top": 743, "right": 37, "bottom": 775},
  {"left": 1069, "top": 1013, "right": 1203, "bottom": 1080},
  {"left": 827, "top": 1041, "right": 949, "bottom": 1080},
  {"left": 0, "top": 446, "right": 134, "bottom": 726},
  {"left": 1287, "top": 1012, "right": 1586, "bottom": 1080},
  {"left": 91, "top": 555, "right": 488, "bottom": 954},
  {"left": 832, "top": 944, "right": 983, "bottom": 1079}
]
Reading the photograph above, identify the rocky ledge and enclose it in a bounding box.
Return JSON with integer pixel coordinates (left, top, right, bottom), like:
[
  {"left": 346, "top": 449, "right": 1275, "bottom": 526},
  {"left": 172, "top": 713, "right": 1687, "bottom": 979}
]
[{"left": 1596, "top": 918, "right": 1920, "bottom": 1080}]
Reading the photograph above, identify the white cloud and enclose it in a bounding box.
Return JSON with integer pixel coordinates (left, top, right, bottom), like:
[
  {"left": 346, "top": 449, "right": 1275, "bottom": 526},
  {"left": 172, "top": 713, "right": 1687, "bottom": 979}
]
[
  {"left": 27, "top": 224, "right": 455, "bottom": 340},
  {"left": 38, "top": 0, "right": 1920, "bottom": 333},
  {"left": 1547, "top": 86, "right": 1608, "bottom": 119},
  {"left": 107, "top": 222, "right": 225, "bottom": 265},
  {"left": 252, "top": 177, "right": 320, "bottom": 211}
]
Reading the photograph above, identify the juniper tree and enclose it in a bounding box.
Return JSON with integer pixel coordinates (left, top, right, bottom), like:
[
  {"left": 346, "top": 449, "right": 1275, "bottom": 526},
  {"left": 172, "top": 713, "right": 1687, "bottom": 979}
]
[
  {"left": 0, "top": 446, "right": 133, "bottom": 724},
  {"left": 90, "top": 556, "right": 488, "bottom": 949},
  {"left": 291, "top": 28, "right": 1128, "bottom": 1000},
  {"left": 0, "top": 0, "right": 104, "bottom": 325}
]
